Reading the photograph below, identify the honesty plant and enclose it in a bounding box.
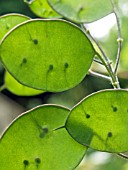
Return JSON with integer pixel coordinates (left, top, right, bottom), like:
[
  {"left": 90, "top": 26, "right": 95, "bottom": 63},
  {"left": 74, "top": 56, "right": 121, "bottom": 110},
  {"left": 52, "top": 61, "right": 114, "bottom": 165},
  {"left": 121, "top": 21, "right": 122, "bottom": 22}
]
[{"left": 0, "top": 0, "right": 127, "bottom": 169}]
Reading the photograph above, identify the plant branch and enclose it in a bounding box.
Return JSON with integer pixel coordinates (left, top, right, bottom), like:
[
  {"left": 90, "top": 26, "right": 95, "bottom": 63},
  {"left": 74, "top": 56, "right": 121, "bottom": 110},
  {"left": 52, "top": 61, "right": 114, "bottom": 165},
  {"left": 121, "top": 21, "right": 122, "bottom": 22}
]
[
  {"left": 0, "top": 84, "right": 6, "bottom": 92},
  {"left": 118, "top": 153, "right": 128, "bottom": 159},
  {"left": 111, "top": 0, "right": 123, "bottom": 74},
  {"left": 93, "top": 57, "right": 104, "bottom": 65},
  {"left": 81, "top": 24, "right": 120, "bottom": 89},
  {"left": 89, "top": 70, "right": 111, "bottom": 81},
  {"left": 81, "top": 25, "right": 109, "bottom": 64}
]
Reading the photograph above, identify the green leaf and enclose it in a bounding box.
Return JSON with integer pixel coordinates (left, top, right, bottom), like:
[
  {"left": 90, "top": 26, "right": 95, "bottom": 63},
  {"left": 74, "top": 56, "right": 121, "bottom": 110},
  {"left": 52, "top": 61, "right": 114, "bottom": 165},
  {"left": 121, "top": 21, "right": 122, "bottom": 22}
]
[
  {"left": 66, "top": 89, "right": 128, "bottom": 153},
  {"left": 0, "top": 19, "right": 95, "bottom": 92},
  {"left": 25, "top": 0, "right": 61, "bottom": 18},
  {"left": 5, "top": 72, "right": 44, "bottom": 96},
  {"left": 0, "top": 105, "right": 86, "bottom": 170},
  {"left": 0, "top": 13, "right": 30, "bottom": 41},
  {"left": 47, "top": 0, "right": 113, "bottom": 23}
]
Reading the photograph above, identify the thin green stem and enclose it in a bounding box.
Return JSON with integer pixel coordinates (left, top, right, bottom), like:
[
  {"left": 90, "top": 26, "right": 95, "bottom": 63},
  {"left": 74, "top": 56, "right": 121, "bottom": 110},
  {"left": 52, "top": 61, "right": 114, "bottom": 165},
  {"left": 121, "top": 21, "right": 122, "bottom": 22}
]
[
  {"left": 89, "top": 70, "right": 111, "bottom": 81},
  {"left": 97, "top": 54, "right": 120, "bottom": 89},
  {"left": 111, "top": 0, "right": 123, "bottom": 74},
  {"left": 84, "top": 29, "right": 110, "bottom": 64},
  {"left": 93, "top": 58, "right": 104, "bottom": 65},
  {"left": 81, "top": 24, "right": 120, "bottom": 89},
  {"left": 0, "top": 84, "right": 6, "bottom": 92},
  {"left": 118, "top": 153, "right": 128, "bottom": 159}
]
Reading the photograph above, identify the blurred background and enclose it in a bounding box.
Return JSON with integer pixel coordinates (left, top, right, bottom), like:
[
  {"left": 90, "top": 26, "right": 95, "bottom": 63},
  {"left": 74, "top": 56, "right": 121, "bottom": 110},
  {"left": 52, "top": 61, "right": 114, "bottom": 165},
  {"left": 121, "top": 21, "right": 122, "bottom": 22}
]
[{"left": 0, "top": 0, "right": 128, "bottom": 169}]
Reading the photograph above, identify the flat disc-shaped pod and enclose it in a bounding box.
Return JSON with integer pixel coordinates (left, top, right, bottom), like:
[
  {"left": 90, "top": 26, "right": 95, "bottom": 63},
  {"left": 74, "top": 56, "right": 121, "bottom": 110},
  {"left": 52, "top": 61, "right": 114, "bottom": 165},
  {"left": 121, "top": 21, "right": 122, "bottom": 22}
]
[
  {"left": 0, "top": 19, "right": 95, "bottom": 92},
  {"left": 0, "top": 13, "right": 30, "bottom": 41},
  {"left": 47, "top": 0, "right": 113, "bottom": 23},
  {"left": 66, "top": 89, "right": 128, "bottom": 153},
  {"left": 26, "top": 0, "right": 61, "bottom": 18},
  {"left": 0, "top": 105, "right": 86, "bottom": 170},
  {"left": 4, "top": 72, "right": 44, "bottom": 96},
  {"left": 0, "top": 14, "right": 44, "bottom": 96}
]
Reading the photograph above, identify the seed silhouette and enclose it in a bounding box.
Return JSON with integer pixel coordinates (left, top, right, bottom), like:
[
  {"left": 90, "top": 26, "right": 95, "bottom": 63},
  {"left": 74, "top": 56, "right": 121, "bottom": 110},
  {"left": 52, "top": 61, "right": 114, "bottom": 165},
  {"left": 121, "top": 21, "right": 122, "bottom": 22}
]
[
  {"left": 86, "top": 114, "right": 90, "bottom": 119},
  {"left": 43, "top": 127, "right": 48, "bottom": 133},
  {"left": 22, "top": 58, "right": 27, "bottom": 64},
  {"left": 64, "top": 63, "right": 69, "bottom": 69},
  {"left": 39, "top": 132, "right": 45, "bottom": 138},
  {"left": 35, "top": 158, "right": 41, "bottom": 164},
  {"left": 49, "top": 65, "right": 54, "bottom": 70},
  {"left": 23, "top": 160, "right": 29, "bottom": 166},
  {"left": 111, "top": 106, "right": 117, "bottom": 112},
  {"left": 108, "top": 132, "right": 112, "bottom": 137},
  {"left": 33, "top": 39, "right": 38, "bottom": 45}
]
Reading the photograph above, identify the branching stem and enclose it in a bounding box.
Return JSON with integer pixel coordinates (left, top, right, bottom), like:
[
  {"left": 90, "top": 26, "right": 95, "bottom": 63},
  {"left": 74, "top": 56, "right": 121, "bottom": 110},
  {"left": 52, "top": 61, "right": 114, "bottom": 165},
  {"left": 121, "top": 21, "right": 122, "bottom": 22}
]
[
  {"left": 81, "top": 24, "right": 120, "bottom": 89},
  {"left": 89, "top": 70, "right": 111, "bottom": 81},
  {"left": 93, "top": 58, "right": 104, "bottom": 65},
  {"left": 111, "top": 0, "right": 123, "bottom": 74}
]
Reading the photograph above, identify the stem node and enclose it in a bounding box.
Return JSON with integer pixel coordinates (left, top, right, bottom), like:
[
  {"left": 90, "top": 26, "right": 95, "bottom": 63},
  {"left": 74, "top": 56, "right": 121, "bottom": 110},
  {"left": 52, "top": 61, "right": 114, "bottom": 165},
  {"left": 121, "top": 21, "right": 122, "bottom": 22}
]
[
  {"left": 105, "top": 60, "right": 113, "bottom": 66},
  {"left": 117, "top": 38, "right": 123, "bottom": 43}
]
